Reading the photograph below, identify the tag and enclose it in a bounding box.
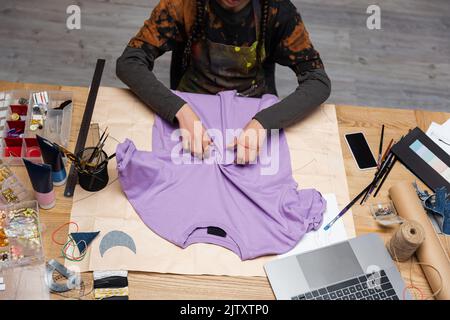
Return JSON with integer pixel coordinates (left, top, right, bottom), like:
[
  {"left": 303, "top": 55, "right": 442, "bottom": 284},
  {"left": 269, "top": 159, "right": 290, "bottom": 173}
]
[{"left": 207, "top": 226, "right": 226, "bottom": 237}]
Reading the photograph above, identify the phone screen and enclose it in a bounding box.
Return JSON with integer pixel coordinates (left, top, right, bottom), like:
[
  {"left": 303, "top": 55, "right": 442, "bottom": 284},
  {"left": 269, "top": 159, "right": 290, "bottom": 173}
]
[{"left": 345, "top": 133, "right": 377, "bottom": 170}]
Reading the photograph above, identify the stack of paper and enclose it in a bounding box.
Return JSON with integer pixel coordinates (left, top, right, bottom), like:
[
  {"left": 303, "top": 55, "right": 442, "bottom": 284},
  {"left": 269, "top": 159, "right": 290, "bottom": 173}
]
[
  {"left": 278, "top": 193, "right": 349, "bottom": 259},
  {"left": 426, "top": 119, "right": 450, "bottom": 155}
]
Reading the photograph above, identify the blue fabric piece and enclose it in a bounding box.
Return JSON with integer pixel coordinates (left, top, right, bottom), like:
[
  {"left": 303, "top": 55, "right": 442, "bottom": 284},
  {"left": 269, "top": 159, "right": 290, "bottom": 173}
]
[
  {"left": 70, "top": 231, "right": 100, "bottom": 254},
  {"left": 415, "top": 183, "right": 450, "bottom": 235},
  {"left": 98, "top": 230, "right": 137, "bottom": 257}
]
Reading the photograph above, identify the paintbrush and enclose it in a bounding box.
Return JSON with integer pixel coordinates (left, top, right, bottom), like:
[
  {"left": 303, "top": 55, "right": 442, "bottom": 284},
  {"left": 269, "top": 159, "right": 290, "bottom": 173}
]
[
  {"left": 360, "top": 138, "right": 395, "bottom": 204},
  {"left": 88, "top": 127, "right": 108, "bottom": 163},
  {"left": 373, "top": 155, "right": 397, "bottom": 197},
  {"left": 324, "top": 182, "right": 373, "bottom": 231},
  {"left": 95, "top": 153, "right": 116, "bottom": 169},
  {"left": 92, "top": 133, "right": 109, "bottom": 170},
  {"left": 377, "top": 124, "right": 385, "bottom": 168},
  {"left": 360, "top": 150, "right": 395, "bottom": 205}
]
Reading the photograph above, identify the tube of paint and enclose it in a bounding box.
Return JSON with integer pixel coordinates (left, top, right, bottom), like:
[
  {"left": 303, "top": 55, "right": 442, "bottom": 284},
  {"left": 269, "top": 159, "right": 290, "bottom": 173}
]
[
  {"left": 23, "top": 159, "right": 56, "bottom": 209},
  {"left": 36, "top": 135, "right": 67, "bottom": 186}
]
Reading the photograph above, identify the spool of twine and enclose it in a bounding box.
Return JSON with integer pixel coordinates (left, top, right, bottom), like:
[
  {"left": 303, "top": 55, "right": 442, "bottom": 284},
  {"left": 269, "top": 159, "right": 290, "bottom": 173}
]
[{"left": 387, "top": 220, "right": 425, "bottom": 262}]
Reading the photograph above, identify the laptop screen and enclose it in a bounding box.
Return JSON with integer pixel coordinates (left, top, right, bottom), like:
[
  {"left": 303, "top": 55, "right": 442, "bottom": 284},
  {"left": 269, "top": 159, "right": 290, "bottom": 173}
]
[{"left": 296, "top": 241, "right": 364, "bottom": 289}]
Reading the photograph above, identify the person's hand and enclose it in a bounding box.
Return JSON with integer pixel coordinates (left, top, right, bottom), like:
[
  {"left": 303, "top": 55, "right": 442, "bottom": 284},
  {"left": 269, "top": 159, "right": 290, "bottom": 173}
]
[
  {"left": 175, "top": 103, "right": 211, "bottom": 159},
  {"left": 227, "top": 119, "right": 266, "bottom": 164}
]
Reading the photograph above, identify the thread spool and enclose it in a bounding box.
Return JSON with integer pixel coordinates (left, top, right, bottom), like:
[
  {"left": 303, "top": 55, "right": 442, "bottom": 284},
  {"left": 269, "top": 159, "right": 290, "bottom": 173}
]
[{"left": 387, "top": 220, "right": 425, "bottom": 262}]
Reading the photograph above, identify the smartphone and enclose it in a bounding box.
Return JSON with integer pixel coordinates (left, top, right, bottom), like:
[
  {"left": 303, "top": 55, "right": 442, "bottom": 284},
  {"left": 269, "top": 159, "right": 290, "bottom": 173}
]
[{"left": 344, "top": 132, "right": 378, "bottom": 170}]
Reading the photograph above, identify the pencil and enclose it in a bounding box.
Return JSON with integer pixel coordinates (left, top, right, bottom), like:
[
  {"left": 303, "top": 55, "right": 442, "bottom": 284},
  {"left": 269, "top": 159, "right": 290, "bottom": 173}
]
[{"left": 380, "top": 138, "right": 393, "bottom": 165}]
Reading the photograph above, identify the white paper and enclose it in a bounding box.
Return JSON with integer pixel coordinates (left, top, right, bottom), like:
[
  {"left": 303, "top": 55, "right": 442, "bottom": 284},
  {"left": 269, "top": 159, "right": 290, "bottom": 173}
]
[
  {"left": 443, "top": 119, "right": 450, "bottom": 129},
  {"left": 426, "top": 121, "right": 450, "bottom": 155},
  {"left": 93, "top": 270, "right": 128, "bottom": 280},
  {"left": 278, "top": 193, "right": 349, "bottom": 259}
]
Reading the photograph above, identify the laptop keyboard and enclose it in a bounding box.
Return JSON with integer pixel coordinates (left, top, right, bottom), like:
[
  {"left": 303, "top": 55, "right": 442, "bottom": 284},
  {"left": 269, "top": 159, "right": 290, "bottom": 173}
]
[{"left": 291, "top": 270, "right": 399, "bottom": 300}]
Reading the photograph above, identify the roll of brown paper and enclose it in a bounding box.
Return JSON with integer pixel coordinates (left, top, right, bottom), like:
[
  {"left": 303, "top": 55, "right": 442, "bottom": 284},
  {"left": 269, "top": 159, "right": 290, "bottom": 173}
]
[{"left": 389, "top": 181, "right": 450, "bottom": 300}]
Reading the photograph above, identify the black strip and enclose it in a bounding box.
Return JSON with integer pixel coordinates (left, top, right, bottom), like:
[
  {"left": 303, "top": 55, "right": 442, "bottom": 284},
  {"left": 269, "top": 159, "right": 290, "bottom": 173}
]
[
  {"left": 100, "top": 296, "right": 129, "bottom": 300},
  {"left": 64, "top": 59, "right": 105, "bottom": 197},
  {"left": 94, "top": 276, "right": 128, "bottom": 289}
]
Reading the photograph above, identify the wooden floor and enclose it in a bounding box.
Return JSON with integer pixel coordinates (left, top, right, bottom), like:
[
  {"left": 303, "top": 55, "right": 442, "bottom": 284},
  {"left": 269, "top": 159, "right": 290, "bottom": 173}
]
[{"left": 0, "top": 0, "right": 449, "bottom": 111}]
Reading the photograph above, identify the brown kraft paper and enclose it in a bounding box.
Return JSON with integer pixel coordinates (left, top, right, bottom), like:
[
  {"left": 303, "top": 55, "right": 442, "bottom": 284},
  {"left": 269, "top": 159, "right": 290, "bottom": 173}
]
[{"left": 389, "top": 181, "right": 450, "bottom": 300}]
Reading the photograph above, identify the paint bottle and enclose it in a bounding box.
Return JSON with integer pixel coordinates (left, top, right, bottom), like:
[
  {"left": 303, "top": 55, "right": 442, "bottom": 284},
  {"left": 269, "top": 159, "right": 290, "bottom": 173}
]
[
  {"left": 23, "top": 158, "right": 56, "bottom": 209},
  {"left": 36, "top": 135, "right": 67, "bottom": 186}
]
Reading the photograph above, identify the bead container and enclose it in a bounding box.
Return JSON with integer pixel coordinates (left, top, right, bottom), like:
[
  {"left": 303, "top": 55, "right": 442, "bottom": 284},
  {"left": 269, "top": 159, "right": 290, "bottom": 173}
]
[{"left": 0, "top": 200, "right": 44, "bottom": 269}]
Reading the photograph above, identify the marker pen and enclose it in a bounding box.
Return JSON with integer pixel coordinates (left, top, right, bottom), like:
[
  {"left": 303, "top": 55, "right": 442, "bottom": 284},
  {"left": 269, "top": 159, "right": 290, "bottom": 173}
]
[{"left": 36, "top": 135, "right": 67, "bottom": 186}]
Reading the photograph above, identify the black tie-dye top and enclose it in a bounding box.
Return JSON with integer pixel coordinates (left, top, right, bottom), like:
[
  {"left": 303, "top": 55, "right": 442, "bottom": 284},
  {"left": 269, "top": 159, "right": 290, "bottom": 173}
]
[
  {"left": 117, "top": 0, "right": 331, "bottom": 129},
  {"left": 129, "top": 0, "right": 324, "bottom": 78}
]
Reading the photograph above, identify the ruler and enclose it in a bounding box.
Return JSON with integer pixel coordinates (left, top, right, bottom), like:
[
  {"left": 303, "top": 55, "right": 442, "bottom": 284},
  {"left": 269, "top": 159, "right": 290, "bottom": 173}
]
[{"left": 64, "top": 59, "right": 105, "bottom": 197}]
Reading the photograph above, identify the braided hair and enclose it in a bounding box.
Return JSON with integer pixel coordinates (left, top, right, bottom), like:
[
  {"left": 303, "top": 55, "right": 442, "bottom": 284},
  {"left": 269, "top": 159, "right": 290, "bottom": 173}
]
[
  {"left": 255, "top": 0, "right": 269, "bottom": 69},
  {"left": 182, "top": 0, "right": 270, "bottom": 71},
  {"left": 182, "top": 0, "right": 207, "bottom": 70}
]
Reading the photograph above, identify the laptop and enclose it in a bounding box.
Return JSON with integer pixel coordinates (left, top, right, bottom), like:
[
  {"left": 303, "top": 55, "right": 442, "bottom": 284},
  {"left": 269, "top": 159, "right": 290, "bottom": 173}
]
[{"left": 264, "top": 233, "right": 411, "bottom": 300}]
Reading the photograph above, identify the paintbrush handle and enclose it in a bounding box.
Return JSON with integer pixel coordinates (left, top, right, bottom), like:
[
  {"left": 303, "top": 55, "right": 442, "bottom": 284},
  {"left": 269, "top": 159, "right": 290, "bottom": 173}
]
[
  {"left": 361, "top": 150, "right": 395, "bottom": 205},
  {"left": 373, "top": 156, "right": 397, "bottom": 197},
  {"left": 324, "top": 182, "right": 372, "bottom": 230}
]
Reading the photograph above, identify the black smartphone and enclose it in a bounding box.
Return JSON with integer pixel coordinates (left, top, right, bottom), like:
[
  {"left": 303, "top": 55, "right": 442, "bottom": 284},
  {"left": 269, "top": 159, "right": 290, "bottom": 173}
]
[{"left": 344, "top": 132, "right": 378, "bottom": 170}]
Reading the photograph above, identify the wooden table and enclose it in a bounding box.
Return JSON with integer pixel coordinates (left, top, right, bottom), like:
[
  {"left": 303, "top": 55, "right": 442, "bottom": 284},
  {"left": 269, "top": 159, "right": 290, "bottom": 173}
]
[{"left": 1, "top": 80, "right": 449, "bottom": 300}]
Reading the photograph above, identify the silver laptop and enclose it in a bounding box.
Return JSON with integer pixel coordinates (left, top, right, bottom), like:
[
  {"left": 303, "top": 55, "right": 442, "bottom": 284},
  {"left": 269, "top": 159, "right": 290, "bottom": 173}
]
[{"left": 264, "top": 233, "right": 411, "bottom": 300}]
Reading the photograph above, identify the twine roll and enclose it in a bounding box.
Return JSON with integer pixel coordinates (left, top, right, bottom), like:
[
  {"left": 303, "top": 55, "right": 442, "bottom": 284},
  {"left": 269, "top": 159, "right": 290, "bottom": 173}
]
[{"left": 387, "top": 220, "right": 425, "bottom": 262}]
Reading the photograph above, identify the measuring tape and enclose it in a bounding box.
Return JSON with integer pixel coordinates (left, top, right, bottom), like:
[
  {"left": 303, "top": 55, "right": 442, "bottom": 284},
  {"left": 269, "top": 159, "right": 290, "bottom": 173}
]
[{"left": 45, "top": 259, "right": 81, "bottom": 292}]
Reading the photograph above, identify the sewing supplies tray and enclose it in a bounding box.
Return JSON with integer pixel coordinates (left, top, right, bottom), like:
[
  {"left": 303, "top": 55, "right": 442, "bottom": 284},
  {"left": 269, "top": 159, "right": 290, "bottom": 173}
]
[
  {"left": 0, "top": 200, "right": 44, "bottom": 269},
  {"left": 0, "top": 90, "right": 73, "bottom": 165},
  {"left": 0, "top": 161, "right": 30, "bottom": 205}
]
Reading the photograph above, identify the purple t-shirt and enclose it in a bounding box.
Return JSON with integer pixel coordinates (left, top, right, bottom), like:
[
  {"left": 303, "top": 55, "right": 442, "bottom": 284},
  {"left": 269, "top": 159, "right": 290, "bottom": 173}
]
[{"left": 116, "top": 90, "right": 326, "bottom": 260}]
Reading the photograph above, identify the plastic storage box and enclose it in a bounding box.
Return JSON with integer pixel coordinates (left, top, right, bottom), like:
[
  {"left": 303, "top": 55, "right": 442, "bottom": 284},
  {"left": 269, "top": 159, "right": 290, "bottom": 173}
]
[
  {"left": 0, "top": 200, "right": 44, "bottom": 269},
  {"left": 0, "top": 90, "right": 73, "bottom": 165},
  {"left": 0, "top": 160, "right": 30, "bottom": 205}
]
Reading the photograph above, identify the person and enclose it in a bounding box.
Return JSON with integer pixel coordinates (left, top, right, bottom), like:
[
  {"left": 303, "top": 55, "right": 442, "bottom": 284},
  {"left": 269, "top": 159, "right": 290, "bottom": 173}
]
[{"left": 116, "top": 0, "right": 331, "bottom": 164}]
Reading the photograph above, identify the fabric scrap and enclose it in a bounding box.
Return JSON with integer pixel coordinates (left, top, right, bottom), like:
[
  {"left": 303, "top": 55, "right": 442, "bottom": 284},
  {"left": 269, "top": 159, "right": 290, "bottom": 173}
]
[
  {"left": 94, "top": 276, "right": 128, "bottom": 289},
  {"left": 93, "top": 270, "right": 128, "bottom": 280},
  {"left": 94, "top": 287, "right": 129, "bottom": 300}
]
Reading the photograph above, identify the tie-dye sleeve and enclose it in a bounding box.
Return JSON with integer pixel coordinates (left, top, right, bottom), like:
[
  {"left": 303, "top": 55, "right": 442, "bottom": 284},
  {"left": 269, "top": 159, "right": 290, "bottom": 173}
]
[
  {"left": 252, "top": 1, "right": 330, "bottom": 129},
  {"left": 272, "top": 2, "right": 324, "bottom": 74},
  {"left": 128, "top": 0, "right": 185, "bottom": 54}
]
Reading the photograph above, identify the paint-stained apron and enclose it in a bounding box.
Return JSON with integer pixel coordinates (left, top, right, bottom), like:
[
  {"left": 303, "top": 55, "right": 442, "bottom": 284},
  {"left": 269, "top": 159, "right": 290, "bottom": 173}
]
[{"left": 177, "top": 0, "right": 267, "bottom": 97}]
